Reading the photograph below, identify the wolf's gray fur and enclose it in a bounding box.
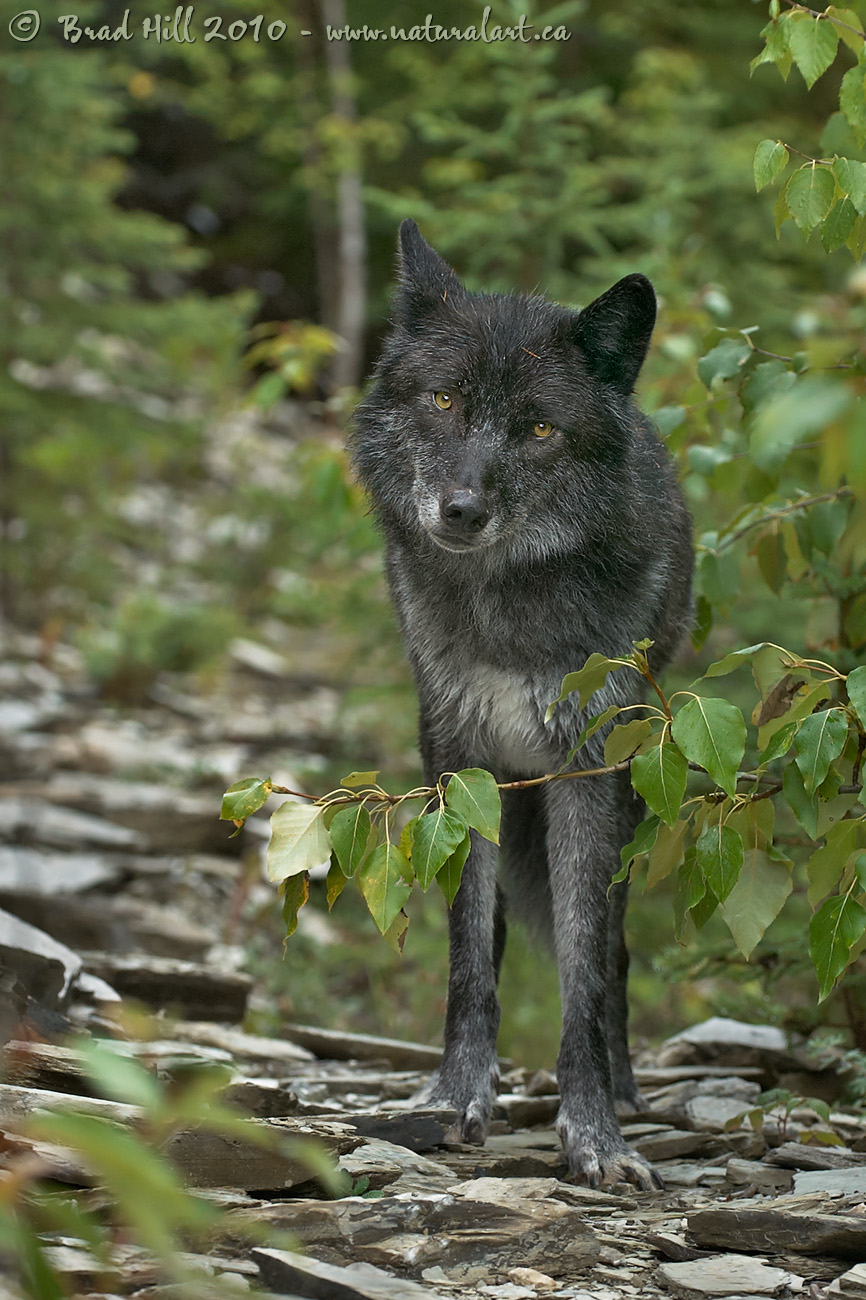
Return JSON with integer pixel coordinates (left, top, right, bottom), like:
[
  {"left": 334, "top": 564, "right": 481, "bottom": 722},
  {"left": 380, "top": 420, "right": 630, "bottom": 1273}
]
[{"left": 351, "top": 221, "right": 693, "bottom": 1188}]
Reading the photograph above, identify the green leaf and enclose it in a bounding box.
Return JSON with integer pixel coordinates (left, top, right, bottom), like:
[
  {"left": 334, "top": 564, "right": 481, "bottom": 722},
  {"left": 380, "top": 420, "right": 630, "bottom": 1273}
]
[
  {"left": 411, "top": 806, "right": 468, "bottom": 890},
  {"left": 357, "top": 840, "right": 414, "bottom": 934},
  {"left": 841, "top": 64, "right": 866, "bottom": 145},
  {"left": 691, "top": 884, "right": 720, "bottom": 932},
  {"left": 826, "top": 5, "right": 865, "bottom": 53},
  {"left": 696, "top": 822, "right": 744, "bottom": 903},
  {"left": 703, "top": 642, "right": 779, "bottom": 679},
  {"left": 783, "top": 760, "right": 819, "bottom": 840},
  {"left": 674, "top": 847, "right": 707, "bottom": 940},
  {"left": 651, "top": 405, "right": 686, "bottom": 437},
  {"left": 833, "top": 157, "right": 866, "bottom": 215},
  {"left": 604, "top": 718, "right": 653, "bottom": 765},
  {"left": 547, "top": 652, "right": 627, "bottom": 716},
  {"left": 646, "top": 817, "right": 691, "bottom": 888},
  {"left": 437, "top": 832, "right": 472, "bottom": 906},
  {"left": 810, "top": 891, "right": 866, "bottom": 1000},
  {"left": 847, "top": 664, "right": 866, "bottom": 726},
  {"left": 616, "top": 811, "right": 660, "bottom": 877},
  {"left": 341, "top": 770, "right": 380, "bottom": 788},
  {"left": 754, "top": 139, "right": 789, "bottom": 190},
  {"left": 630, "top": 742, "right": 688, "bottom": 828},
  {"left": 794, "top": 709, "right": 849, "bottom": 794},
  {"left": 759, "top": 719, "right": 800, "bottom": 765},
  {"left": 751, "top": 15, "right": 793, "bottom": 79},
  {"left": 755, "top": 530, "right": 787, "bottom": 593},
  {"left": 267, "top": 802, "right": 331, "bottom": 883},
  {"left": 807, "top": 818, "right": 861, "bottom": 907},
  {"left": 565, "top": 704, "right": 623, "bottom": 763},
  {"left": 326, "top": 856, "right": 348, "bottom": 910},
  {"left": 773, "top": 174, "right": 793, "bottom": 235},
  {"left": 77, "top": 1040, "right": 162, "bottom": 1110},
  {"left": 281, "top": 872, "right": 309, "bottom": 938},
  {"left": 330, "top": 803, "right": 372, "bottom": 876},
  {"left": 445, "top": 769, "right": 501, "bottom": 844},
  {"left": 785, "top": 163, "right": 836, "bottom": 232},
  {"left": 221, "top": 777, "right": 272, "bottom": 822},
  {"left": 671, "top": 696, "right": 746, "bottom": 796},
  {"left": 822, "top": 196, "right": 859, "bottom": 253},
  {"left": 697, "top": 337, "right": 751, "bottom": 388},
  {"left": 720, "top": 850, "right": 793, "bottom": 958},
  {"left": 750, "top": 376, "right": 853, "bottom": 471},
  {"left": 383, "top": 909, "right": 409, "bottom": 955},
  {"left": 787, "top": 12, "right": 839, "bottom": 88}
]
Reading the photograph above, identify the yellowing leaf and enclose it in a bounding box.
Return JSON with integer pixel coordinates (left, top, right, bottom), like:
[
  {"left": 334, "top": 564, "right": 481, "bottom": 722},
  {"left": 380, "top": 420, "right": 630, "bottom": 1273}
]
[{"left": 267, "top": 802, "right": 330, "bottom": 883}]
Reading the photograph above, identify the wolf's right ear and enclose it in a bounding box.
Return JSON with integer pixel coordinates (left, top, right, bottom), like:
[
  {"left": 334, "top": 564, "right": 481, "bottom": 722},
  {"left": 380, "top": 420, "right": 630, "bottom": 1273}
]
[
  {"left": 395, "top": 219, "right": 464, "bottom": 332},
  {"left": 571, "top": 274, "right": 656, "bottom": 395}
]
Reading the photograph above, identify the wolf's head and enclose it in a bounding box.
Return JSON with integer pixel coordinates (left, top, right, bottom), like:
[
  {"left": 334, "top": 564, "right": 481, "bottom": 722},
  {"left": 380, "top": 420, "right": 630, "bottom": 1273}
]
[{"left": 353, "top": 220, "right": 657, "bottom": 561}]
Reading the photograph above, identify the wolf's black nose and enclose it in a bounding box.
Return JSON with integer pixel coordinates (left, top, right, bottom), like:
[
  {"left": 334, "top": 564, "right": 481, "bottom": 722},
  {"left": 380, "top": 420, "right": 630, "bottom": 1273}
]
[{"left": 440, "top": 489, "right": 490, "bottom": 533}]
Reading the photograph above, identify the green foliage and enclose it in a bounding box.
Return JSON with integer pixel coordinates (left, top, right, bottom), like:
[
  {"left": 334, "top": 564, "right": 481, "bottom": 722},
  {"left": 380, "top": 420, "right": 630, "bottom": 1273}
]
[
  {"left": 81, "top": 595, "right": 240, "bottom": 701},
  {"left": 751, "top": 3, "right": 866, "bottom": 254},
  {"left": 0, "top": 1035, "right": 341, "bottom": 1298},
  {"left": 0, "top": 7, "right": 248, "bottom": 627}
]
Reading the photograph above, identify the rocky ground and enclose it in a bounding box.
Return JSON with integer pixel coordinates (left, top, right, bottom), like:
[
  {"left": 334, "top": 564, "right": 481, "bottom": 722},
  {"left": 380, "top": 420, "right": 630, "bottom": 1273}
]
[{"left": 2, "top": 622, "right": 866, "bottom": 1300}]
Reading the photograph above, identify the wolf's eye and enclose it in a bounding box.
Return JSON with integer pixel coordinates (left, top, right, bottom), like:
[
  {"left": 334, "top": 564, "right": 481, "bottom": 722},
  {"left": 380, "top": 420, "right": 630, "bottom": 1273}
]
[
  {"left": 532, "top": 421, "right": 554, "bottom": 438},
  {"left": 433, "top": 391, "right": 453, "bottom": 410}
]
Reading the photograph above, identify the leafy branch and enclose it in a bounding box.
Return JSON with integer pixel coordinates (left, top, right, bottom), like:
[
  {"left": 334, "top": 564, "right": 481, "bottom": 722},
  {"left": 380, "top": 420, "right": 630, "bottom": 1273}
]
[{"left": 223, "top": 643, "right": 866, "bottom": 997}]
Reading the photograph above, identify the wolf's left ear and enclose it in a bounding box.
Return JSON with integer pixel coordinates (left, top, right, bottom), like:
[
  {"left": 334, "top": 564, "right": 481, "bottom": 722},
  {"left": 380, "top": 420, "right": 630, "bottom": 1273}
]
[
  {"left": 571, "top": 274, "right": 656, "bottom": 394},
  {"left": 395, "top": 219, "right": 464, "bottom": 332}
]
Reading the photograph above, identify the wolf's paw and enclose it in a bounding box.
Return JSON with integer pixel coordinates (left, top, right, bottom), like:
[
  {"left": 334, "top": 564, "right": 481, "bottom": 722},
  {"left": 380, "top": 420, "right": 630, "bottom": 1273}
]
[
  {"left": 414, "top": 1063, "right": 497, "bottom": 1146},
  {"left": 556, "top": 1116, "right": 663, "bottom": 1191}
]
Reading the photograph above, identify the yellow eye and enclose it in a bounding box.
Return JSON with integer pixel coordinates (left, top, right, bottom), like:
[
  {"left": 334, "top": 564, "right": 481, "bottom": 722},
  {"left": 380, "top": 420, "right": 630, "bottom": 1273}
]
[
  {"left": 433, "top": 391, "right": 453, "bottom": 410},
  {"left": 533, "top": 421, "right": 554, "bottom": 438}
]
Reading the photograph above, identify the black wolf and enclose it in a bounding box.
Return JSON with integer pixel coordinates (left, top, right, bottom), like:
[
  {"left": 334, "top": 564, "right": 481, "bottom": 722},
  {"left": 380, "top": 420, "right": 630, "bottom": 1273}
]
[{"left": 352, "top": 221, "right": 693, "bottom": 1188}]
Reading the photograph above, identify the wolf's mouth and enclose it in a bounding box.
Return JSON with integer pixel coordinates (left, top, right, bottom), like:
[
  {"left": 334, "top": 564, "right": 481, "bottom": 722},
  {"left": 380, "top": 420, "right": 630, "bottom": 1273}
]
[{"left": 425, "top": 528, "right": 487, "bottom": 554}]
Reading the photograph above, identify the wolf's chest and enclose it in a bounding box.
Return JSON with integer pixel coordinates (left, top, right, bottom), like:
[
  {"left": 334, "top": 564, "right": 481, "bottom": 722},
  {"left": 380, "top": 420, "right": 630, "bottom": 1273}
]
[{"left": 425, "top": 658, "right": 557, "bottom": 772}]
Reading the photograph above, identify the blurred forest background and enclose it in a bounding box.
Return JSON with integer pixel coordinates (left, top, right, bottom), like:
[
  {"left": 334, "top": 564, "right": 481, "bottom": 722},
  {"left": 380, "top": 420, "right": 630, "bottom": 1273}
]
[{"left": 3, "top": 0, "right": 866, "bottom": 1065}]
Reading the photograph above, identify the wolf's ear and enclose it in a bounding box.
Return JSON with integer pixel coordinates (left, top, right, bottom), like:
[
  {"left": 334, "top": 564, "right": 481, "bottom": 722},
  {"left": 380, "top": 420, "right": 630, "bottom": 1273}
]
[
  {"left": 571, "top": 274, "right": 656, "bottom": 394},
  {"left": 395, "top": 219, "right": 464, "bottom": 331}
]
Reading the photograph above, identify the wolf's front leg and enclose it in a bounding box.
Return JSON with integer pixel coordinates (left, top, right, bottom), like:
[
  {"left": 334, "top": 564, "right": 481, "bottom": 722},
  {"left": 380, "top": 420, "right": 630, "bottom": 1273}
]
[
  {"left": 417, "top": 830, "right": 501, "bottom": 1144},
  {"left": 545, "top": 778, "right": 662, "bottom": 1190}
]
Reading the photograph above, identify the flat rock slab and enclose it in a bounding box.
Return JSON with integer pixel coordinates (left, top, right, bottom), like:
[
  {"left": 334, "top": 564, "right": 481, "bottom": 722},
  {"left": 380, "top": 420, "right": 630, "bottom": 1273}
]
[
  {"left": 172, "top": 1020, "right": 314, "bottom": 1064},
  {"left": 766, "top": 1141, "right": 866, "bottom": 1170},
  {"left": 81, "top": 953, "right": 251, "bottom": 1021},
  {"left": 245, "top": 1183, "right": 598, "bottom": 1278},
  {"left": 793, "top": 1165, "right": 866, "bottom": 1195},
  {"left": 281, "top": 1024, "right": 443, "bottom": 1069},
  {"left": 659, "top": 1254, "right": 798, "bottom": 1298},
  {"left": 347, "top": 1112, "right": 450, "bottom": 1153},
  {"left": 688, "top": 1206, "right": 866, "bottom": 1260},
  {"left": 0, "top": 846, "right": 122, "bottom": 895},
  {"left": 253, "top": 1247, "right": 448, "bottom": 1300},
  {"left": 164, "top": 1117, "right": 361, "bottom": 1191},
  {"left": 834, "top": 1263, "right": 866, "bottom": 1297},
  {"left": 0, "top": 906, "right": 82, "bottom": 1007},
  {"left": 657, "top": 1018, "right": 801, "bottom": 1073},
  {"left": 0, "top": 795, "right": 145, "bottom": 851}
]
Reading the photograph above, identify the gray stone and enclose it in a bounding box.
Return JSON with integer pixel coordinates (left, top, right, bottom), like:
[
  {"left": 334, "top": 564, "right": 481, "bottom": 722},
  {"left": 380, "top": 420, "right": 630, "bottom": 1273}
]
[
  {"left": 246, "top": 1182, "right": 598, "bottom": 1278},
  {"left": 725, "top": 1158, "right": 794, "bottom": 1191},
  {"left": 280, "top": 1024, "right": 443, "bottom": 1069},
  {"left": 683, "top": 1095, "right": 756, "bottom": 1132},
  {"left": 836, "top": 1263, "right": 866, "bottom": 1297},
  {"left": 0, "top": 907, "right": 81, "bottom": 1008},
  {"left": 766, "top": 1141, "right": 866, "bottom": 1170},
  {"left": 688, "top": 1206, "right": 866, "bottom": 1260},
  {"left": 338, "top": 1137, "right": 452, "bottom": 1191},
  {"left": 81, "top": 954, "right": 251, "bottom": 1021},
  {"left": 348, "top": 1111, "right": 449, "bottom": 1152},
  {"left": 0, "top": 846, "right": 122, "bottom": 894},
  {"left": 253, "top": 1247, "right": 447, "bottom": 1300},
  {"left": 656, "top": 1018, "right": 799, "bottom": 1072},
  {"left": 171, "top": 1020, "right": 314, "bottom": 1064},
  {"left": 658, "top": 1254, "right": 797, "bottom": 1298},
  {"left": 2, "top": 893, "right": 216, "bottom": 961},
  {"left": 632, "top": 1129, "right": 718, "bottom": 1162},
  {"left": 0, "top": 1082, "right": 141, "bottom": 1128},
  {"left": 793, "top": 1165, "right": 866, "bottom": 1195},
  {"left": 0, "top": 796, "right": 144, "bottom": 851},
  {"left": 164, "top": 1117, "right": 361, "bottom": 1191}
]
